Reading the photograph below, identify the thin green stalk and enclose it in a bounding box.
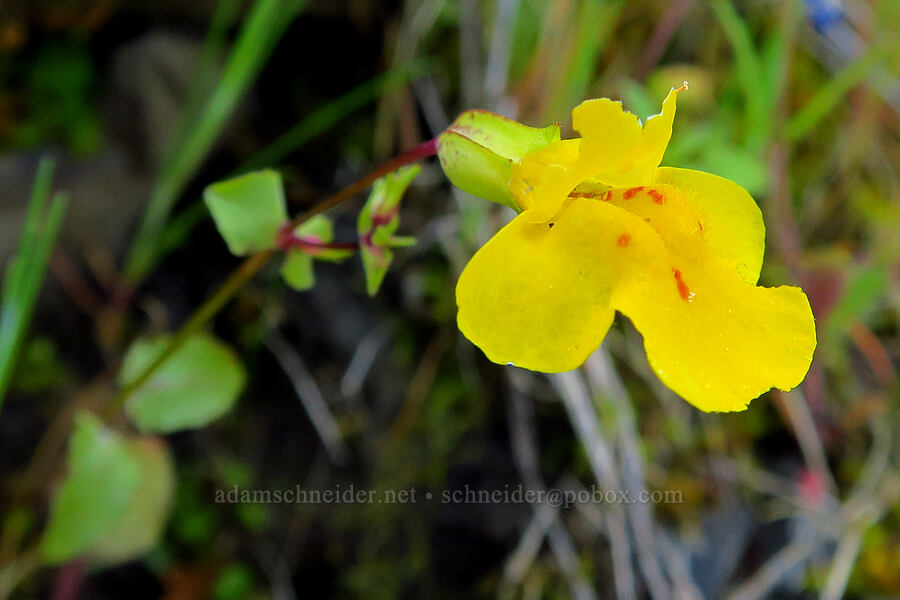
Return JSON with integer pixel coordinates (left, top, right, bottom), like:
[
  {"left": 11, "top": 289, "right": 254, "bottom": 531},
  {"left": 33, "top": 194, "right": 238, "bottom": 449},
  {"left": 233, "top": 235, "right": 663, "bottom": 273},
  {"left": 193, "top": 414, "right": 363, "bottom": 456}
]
[
  {"left": 107, "top": 250, "right": 273, "bottom": 416},
  {"left": 241, "top": 60, "right": 429, "bottom": 172},
  {"left": 124, "top": 0, "right": 308, "bottom": 284}
]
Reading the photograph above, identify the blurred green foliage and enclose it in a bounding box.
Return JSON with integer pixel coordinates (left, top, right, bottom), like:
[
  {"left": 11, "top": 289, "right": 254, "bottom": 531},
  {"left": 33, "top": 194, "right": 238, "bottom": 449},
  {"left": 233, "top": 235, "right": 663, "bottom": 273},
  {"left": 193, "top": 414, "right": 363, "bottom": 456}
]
[{"left": 0, "top": 42, "right": 100, "bottom": 154}]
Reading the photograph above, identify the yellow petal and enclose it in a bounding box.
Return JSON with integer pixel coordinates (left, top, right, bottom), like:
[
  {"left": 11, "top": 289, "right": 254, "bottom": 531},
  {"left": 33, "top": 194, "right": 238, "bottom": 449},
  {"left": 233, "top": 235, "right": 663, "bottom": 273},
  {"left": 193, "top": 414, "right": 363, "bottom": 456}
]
[
  {"left": 636, "top": 87, "right": 679, "bottom": 173},
  {"left": 509, "top": 140, "right": 581, "bottom": 215},
  {"left": 606, "top": 211, "right": 816, "bottom": 412},
  {"left": 573, "top": 86, "right": 680, "bottom": 188},
  {"left": 457, "top": 196, "right": 816, "bottom": 409},
  {"left": 457, "top": 198, "right": 628, "bottom": 372},
  {"left": 602, "top": 184, "right": 706, "bottom": 263},
  {"left": 652, "top": 167, "right": 765, "bottom": 284},
  {"left": 572, "top": 98, "right": 643, "bottom": 166},
  {"left": 512, "top": 88, "right": 683, "bottom": 223}
]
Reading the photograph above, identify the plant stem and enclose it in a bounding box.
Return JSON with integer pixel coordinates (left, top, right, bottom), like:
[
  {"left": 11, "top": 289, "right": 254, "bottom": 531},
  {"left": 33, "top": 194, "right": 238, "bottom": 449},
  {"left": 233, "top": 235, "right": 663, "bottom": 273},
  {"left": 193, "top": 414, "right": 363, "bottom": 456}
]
[
  {"left": 109, "top": 137, "right": 438, "bottom": 415},
  {"left": 275, "top": 224, "right": 360, "bottom": 253},
  {"left": 106, "top": 249, "right": 274, "bottom": 416},
  {"left": 286, "top": 138, "right": 437, "bottom": 229}
]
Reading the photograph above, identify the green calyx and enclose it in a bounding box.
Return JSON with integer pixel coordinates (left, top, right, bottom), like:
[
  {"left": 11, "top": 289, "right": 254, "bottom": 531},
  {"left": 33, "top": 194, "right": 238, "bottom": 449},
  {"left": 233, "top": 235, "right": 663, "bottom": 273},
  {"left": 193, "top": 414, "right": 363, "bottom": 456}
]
[
  {"left": 357, "top": 165, "right": 420, "bottom": 296},
  {"left": 437, "top": 110, "right": 560, "bottom": 210}
]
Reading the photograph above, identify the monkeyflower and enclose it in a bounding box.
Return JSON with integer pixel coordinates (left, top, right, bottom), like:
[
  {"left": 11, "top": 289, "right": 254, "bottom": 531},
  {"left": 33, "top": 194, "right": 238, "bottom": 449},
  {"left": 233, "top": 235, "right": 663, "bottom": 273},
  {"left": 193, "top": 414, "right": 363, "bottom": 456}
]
[{"left": 438, "top": 85, "right": 816, "bottom": 412}]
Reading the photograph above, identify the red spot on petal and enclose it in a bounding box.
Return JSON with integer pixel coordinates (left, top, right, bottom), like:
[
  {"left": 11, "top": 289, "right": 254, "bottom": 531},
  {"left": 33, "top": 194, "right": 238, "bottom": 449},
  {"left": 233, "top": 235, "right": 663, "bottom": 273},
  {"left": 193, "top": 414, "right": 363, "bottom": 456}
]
[
  {"left": 673, "top": 269, "right": 691, "bottom": 301},
  {"left": 697, "top": 220, "right": 704, "bottom": 232},
  {"left": 602, "top": 190, "right": 612, "bottom": 202},
  {"left": 648, "top": 189, "right": 665, "bottom": 204},
  {"left": 623, "top": 186, "right": 644, "bottom": 199},
  {"left": 617, "top": 233, "right": 631, "bottom": 247}
]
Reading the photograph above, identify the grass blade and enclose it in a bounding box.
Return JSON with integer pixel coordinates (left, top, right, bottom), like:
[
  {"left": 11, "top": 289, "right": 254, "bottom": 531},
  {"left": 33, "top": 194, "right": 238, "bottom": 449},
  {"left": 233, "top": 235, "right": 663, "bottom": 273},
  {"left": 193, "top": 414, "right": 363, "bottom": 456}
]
[
  {"left": 241, "top": 61, "right": 429, "bottom": 172},
  {"left": 709, "top": 0, "right": 767, "bottom": 149},
  {"left": 161, "top": 0, "right": 244, "bottom": 170},
  {"left": 545, "top": 0, "right": 624, "bottom": 121},
  {"left": 124, "top": 0, "right": 308, "bottom": 284},
  {"left": 785, "top": 42, "right": 890, "bottom": 142},
  {"left": 0, "top": 160, "right": 68, "bottom": 410}
]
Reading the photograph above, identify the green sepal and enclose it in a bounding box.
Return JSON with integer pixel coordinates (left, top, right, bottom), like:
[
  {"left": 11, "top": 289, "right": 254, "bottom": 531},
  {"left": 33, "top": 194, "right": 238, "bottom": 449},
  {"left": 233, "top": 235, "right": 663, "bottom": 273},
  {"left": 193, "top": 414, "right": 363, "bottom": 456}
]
[
  {"left": 314, "top": 247, "right": 355, "bottom": 262},
  {"left": 388, "top": 235, "right": 416, "bottom": 248},
  {"left": 357, "top": 165, "right": 420, "bottom": 296},
  {"left": 279, "top": 215, "right": 353, "bottom": 292},
  {"left": 361, "top": 245, "right": 392, "bottom": 298},
  {"left": 437, "top": 110, "right": 560, "bottom": 210},
  {"left": 204, "top": 170, "right": 288, "bottom": 256}
]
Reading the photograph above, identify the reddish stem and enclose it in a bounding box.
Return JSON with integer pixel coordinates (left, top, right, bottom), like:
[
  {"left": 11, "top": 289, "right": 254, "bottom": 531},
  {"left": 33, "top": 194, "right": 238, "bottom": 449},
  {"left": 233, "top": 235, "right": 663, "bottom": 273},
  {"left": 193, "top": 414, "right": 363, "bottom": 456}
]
[
  {"left": 371, "top": 210, "right": 397, "bottom": 228},
  {"left": 275, "top": 224, "right": 360, "bottom": 253},
  {"left": 285, "top": 138, "right": 437, "bottom": 230},
  {"left": 51, "top": 560, "right": 85, "bottom": 600}
]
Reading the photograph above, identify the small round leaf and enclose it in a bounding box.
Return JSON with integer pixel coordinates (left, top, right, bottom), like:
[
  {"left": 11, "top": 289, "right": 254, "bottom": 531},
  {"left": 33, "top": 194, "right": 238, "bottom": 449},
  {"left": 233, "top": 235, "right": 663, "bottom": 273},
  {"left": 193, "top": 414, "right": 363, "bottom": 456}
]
[{"left": 120, "top": 334, "right": 246, "bottom": 433}]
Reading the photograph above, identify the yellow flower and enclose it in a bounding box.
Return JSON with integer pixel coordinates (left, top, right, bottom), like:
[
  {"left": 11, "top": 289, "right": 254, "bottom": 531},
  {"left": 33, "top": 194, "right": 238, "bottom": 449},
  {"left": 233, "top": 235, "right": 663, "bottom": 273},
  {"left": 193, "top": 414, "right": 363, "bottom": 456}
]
[{"left": 455, "top": 87, "right": 816, "bottom": 412}]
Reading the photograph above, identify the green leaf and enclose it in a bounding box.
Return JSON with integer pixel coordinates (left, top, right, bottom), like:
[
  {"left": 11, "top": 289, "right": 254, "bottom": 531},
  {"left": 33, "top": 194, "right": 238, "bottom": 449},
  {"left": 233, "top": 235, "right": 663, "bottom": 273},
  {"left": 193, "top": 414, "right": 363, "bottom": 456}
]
[
  {"left": 437, "top": 110, "right": 559, "bottom": 209},
  {"left": 204, "top": 170, "right": 288, "bottom": 255},
  {"left": 89, "top": 436, "right": 176, "bottom": 565},
  {"left": 280, "top": 251, "right": 315, "bottom": 291},
  {"left": 40, "top": 414, "right": 141, "bottom": 564},
  {"left": 357, "top": 166, "right": 420, "bottom": 296},
  {"left": 120, "top": 334, "right": 246, "bottom": 433}
]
